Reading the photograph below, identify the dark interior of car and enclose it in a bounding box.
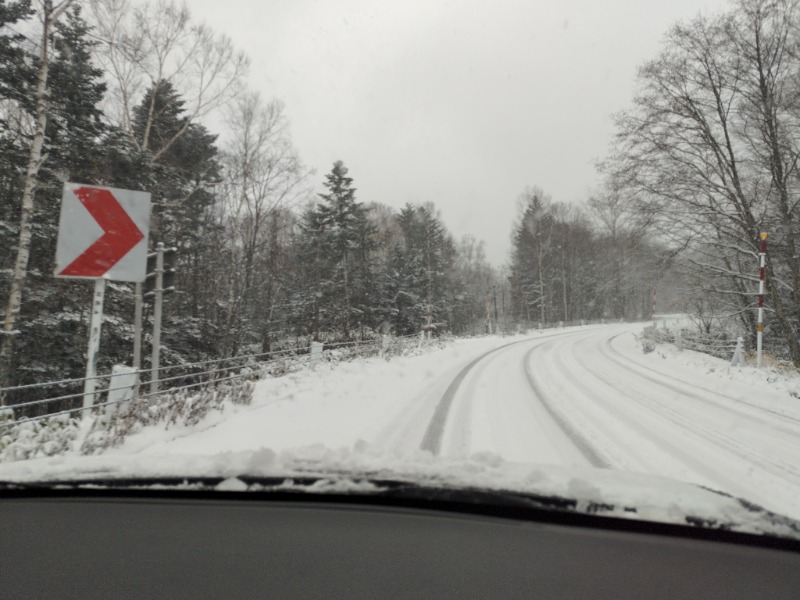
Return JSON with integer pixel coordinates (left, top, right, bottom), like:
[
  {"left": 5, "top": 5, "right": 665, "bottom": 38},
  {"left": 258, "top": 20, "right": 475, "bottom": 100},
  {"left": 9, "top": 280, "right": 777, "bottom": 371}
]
[{"left": 3, "top": 487, "right": 799, "bottom": 599}]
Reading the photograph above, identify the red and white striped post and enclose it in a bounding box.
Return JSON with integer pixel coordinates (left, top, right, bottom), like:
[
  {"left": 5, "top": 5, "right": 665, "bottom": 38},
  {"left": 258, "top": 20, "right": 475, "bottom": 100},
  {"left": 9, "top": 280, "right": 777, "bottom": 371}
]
[{"left": 757, "top": 232, "right": 767, "bottom": 368}]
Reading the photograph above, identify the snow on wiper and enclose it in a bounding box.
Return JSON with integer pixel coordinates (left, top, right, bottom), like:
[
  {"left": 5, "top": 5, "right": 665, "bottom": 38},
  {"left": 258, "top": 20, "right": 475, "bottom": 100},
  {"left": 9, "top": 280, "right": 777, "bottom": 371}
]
[{"left": 3, "top": 449, "right": 800, "bottom": 540}]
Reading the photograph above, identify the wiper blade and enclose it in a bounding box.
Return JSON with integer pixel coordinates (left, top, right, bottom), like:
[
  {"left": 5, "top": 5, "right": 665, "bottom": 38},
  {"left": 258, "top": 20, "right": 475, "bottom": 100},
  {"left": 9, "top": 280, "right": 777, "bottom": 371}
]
[
  {"left": 3, "top": 475, "right": 799, "bottom": 544},
  {"left": 0, "top": 474, "right": 589, "bottom": 509}
]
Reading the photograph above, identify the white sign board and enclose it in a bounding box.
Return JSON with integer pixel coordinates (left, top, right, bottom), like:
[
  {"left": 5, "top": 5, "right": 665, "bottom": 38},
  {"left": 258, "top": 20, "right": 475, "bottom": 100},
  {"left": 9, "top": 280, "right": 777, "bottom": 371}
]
[{"left": 54, "top": 182, "right": 151, "bottom": 282}]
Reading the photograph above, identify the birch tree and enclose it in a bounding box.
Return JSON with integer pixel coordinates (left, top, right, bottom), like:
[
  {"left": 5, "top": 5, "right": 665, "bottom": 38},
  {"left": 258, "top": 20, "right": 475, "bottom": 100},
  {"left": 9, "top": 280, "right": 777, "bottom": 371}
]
[
  {"left": 0, "top": 0, "right": 75, "bottom": 393},
  {"left": 216, "top": 93, "right": 309, "bottom": 355}
]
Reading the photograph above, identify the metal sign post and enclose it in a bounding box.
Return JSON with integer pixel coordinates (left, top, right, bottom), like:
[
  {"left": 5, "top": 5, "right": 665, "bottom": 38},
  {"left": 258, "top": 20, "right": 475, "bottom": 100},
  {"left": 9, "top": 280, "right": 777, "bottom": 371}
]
[{"left": 82, "top": 278, "right": 106, "bottom": 409}]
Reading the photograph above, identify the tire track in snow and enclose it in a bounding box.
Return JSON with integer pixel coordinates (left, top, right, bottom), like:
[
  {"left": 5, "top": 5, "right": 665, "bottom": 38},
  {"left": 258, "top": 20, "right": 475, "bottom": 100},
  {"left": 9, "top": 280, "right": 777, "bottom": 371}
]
[
  {"left": 579, "top": 334, "right": 800, "bottom": 488},
  {"left": 419, "top": 327, "right": 609, "bottom": 464},
  {"left": 520, "top": 345, "right": 610, "bottom": 468},
  {"left": 419, "top": 339, "right": 531, "bottom": 454},
  {"left": 549, "top": 333, "right": 770, "bottom": 500}
]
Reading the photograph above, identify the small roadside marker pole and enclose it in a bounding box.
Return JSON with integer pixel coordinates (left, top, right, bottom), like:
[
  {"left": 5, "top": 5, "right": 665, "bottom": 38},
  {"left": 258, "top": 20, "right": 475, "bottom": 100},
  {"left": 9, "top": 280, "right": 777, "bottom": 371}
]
[
  {"left": 731, "top": 337, "right": 745, "bottom": 368},
  {"left": 652, "top": 286, "right": 657, "bottom": 327},
  {"left": 310, "top": 341, "right": 323, "bottom": 367},
  {"left": 133, "top": 281, "right": 143, "bottom": 398},
  {"left": 757, "top": 232, "right": 767, "bottom": 368}
]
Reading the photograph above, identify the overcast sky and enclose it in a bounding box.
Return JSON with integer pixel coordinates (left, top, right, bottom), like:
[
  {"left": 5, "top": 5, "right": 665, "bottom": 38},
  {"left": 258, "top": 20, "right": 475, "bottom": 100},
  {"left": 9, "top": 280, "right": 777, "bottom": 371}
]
[{"left": 189, "top": 0, "right": 732, "bottom": 265}]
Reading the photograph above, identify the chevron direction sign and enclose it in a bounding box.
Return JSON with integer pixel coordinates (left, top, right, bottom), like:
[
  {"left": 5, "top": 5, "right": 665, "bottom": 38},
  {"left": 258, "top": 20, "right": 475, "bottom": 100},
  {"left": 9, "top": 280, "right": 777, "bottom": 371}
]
[{"left": 55, "top": 183, "right": 151, "bottom": 282}]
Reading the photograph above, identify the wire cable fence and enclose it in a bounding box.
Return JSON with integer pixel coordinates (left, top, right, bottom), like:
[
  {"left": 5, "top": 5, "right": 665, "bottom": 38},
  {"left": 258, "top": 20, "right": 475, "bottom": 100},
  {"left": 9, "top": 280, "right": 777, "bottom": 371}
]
[
  {"left": 1, "top": 317, "right": 638, "bottom": 428},
  {"left": 0, "top": 331, "right": 441, "bottom": 462},
  {"left": 639, "top": 323, "right": 746, "bottom": 362},
  {"left": 0, "top": 319, "right": 634, "bottom": 462},
  {"left": 0, "top": 332, "right": 430, "bottom": 428}
]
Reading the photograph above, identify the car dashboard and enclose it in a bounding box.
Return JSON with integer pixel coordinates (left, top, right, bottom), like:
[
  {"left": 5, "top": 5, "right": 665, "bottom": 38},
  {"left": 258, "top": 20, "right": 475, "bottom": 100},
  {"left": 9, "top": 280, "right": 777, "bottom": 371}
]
[{"left": 2, "top": 486, "right": 799, "bottom": 599}]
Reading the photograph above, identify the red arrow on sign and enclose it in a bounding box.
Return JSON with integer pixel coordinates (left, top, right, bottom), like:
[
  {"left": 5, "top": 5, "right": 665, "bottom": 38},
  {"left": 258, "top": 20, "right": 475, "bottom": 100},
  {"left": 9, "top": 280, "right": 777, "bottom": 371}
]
[{"left": 59, "top": 187, "right": 145, "bottom": 277}]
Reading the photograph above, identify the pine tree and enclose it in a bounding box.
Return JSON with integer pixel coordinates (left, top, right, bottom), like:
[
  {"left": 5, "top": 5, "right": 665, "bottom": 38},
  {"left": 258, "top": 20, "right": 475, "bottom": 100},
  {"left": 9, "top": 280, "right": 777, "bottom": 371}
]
[
  {"left": 289, "top": 161, "right": 376, "bottom": 340},
  {"left": 315, "top": 161, "right": 373, "bottom": 338},
  {"left": 0, "top": 0, "right": 35, "bottom": 262},
  {"left": 387, "top": 204, "right": 455, "bottom": 335},
  {"left": 129, "top": 80, "right": 223, "bottom": 359},
  {"left": 510, "top": 191, "right": 552, "bottom": 325},
  {"left": 0, "top": 0, "right": 34, "bottom": 108}
]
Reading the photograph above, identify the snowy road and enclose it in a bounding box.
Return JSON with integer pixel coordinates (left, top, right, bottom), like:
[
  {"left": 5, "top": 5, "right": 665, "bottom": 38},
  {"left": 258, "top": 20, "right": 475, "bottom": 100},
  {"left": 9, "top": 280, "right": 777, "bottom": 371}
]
[
  {"left": 116, "top": 322, "right": 800, "bottom": 519},
  {"left": 410, "top": 325, "right": 800, "bottom": 517}
]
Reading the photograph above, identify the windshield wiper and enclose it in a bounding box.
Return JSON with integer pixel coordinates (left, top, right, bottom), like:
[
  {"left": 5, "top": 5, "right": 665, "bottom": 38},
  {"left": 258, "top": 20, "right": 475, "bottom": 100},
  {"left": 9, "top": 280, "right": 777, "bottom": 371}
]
[{"left": 3, "top": 474, "right": 800, "bottom": 547}]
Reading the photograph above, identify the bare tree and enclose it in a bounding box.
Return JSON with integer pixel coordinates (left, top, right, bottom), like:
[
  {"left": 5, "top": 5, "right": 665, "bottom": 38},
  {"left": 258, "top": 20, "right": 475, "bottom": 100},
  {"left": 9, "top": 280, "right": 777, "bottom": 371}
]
[
  {"left": 216, "top": 92, "right": 310, "bottom": 356},
  {"left": 587, "top": 185, "right": 656, "bottom": 319},
  {"left": 89, "top": 0, "right": 249, "bottom": 160},
  {"left": 604, "top": 0, "right": 800, "bottom": 363}
]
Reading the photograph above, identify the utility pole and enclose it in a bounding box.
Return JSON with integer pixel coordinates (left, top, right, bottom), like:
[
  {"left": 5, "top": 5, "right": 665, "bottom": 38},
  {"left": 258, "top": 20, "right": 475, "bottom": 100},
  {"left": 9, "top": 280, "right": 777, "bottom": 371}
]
[
  {"left": 150, "top": 243, "right": 164, "bottom": 398},
  {"left": 757, "top": 232, "right": 767, "bottom": 368},
  {"left": 144, "top": 243, "right": 177, "bottom": 397},
  {"left": 133, "top": 282, "right": 143, "bottom": 397}
]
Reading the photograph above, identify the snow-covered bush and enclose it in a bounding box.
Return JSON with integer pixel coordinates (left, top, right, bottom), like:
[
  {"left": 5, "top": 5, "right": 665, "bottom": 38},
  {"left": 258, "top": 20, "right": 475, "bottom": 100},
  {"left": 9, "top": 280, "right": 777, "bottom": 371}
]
[
  {"left": 0, "top": 412, "right": 81, "bottom": 463},
  {"left": 81, "top": 379, "right": 255, "bottom": 454}
]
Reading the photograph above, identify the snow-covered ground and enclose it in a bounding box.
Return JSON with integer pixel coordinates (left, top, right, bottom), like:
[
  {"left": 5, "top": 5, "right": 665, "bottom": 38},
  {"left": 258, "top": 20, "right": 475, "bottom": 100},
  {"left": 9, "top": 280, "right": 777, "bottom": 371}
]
[{"left": 4, "top": 321, "right": 800, "bottom": 530}]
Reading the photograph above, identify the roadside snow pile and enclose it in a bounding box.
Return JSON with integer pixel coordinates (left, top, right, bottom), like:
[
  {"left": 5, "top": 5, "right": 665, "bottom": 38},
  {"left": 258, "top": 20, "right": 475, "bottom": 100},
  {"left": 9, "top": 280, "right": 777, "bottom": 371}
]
[
  {"left": 79, "top": 379, "right": 256, "bottom": 455},
  {"left": 626, "top": 326, "right": 800, "bottom": 404},
  {"left": 0, "top": 380, "right": 256, "bottom": 463}
]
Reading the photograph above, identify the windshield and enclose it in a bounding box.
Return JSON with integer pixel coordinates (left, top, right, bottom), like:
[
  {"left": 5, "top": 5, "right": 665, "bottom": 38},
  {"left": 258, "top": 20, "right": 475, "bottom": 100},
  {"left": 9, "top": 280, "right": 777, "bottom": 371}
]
[{"left": 2, "top": 0, "right": 800, "bottom": 539}]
